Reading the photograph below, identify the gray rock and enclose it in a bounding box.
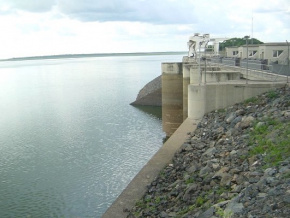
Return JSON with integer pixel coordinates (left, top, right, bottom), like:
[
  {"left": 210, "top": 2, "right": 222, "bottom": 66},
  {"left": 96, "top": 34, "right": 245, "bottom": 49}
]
[
  {"left": 168, "top": 212, "right": 177, "bottom": 217},
  {"left": 224, "top": 197, "right": 244, "bottom": 215},
  {"left": 283, "top": 195, "right": 290, "bottom": 203},
  {"left": 183, "top": 184, "right": 198, "bottom": 201},
  {"left": 282, "top": 110, "right": 290, "bottom": 117},
  {"left": 220, "top": 173, "right": 232, "bottom": 186},
  {"left": 226, "top": 112, "right": 236, "bottom": 123},
  {"left": 187, "top": 164, "right": 199, "bottom": 174},
  {"left": 257, "top": 193, "right": 268, "bottom": 199},
  {"left": 231, "top": 116, "right": 242, "bottom": 126},
  {"left": 279, "top": 166, "right": 290, "bottom": 174},
  {"left": 160, "top": 211, "right": 168, "bottom": 218},
  {"left": 181, "top": 143, "right": 193, "bottom": 151},
  {"left": 264, "top": 168, "right": 277, "bottom": 176},
  {"left": 212, "top": 167, "right": 230, "bottom": 179},
  {"left": 266, "top": 177, "right": 279, "bottom": 186},
  {"left": 198, "top": 206, "right": 214, "bottom": 218},
  {"left": 199, "top": 165, "right": 212, "bottom": 177},
  {"left": 202, "top": 147, "right": 217, "bottom": 157},
  {"left": 240, "top": 116, "right": 255, "bottom": 129}
]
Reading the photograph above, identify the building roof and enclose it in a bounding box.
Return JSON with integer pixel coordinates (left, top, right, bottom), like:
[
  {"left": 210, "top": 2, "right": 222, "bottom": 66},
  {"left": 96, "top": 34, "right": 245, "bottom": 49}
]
[{"left": 260, "top": 42, "right": 288, "bottom": 46}]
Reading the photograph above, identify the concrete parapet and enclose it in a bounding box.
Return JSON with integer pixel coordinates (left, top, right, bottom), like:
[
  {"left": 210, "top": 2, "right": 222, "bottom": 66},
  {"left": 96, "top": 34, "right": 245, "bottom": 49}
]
[
  {"left": 219, "top": 65, "right": 288, "bottom": 82},
  {"left": 190, "top": 65, "right": 222, "bottom": 84},
  {"left": 202, "top": 71, "right": 241, "bottom": 83},
  {"left": 188, "top": 82, "right": 286, "bottom": 119}
]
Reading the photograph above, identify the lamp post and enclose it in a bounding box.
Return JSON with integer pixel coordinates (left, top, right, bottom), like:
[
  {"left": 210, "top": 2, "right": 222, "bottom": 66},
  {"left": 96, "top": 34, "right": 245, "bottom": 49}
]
[
  {"left": 204, "top": 40, "right": 209, "bottom": 84},
  {"left": 244, "top": 36, "right": 250, "bottom": 84},
  {"left": 199, "top": 41, "right": 203, "bottom": 84},
  {"left": 287, "top": 40, "right": 289, "bottom": 83}
]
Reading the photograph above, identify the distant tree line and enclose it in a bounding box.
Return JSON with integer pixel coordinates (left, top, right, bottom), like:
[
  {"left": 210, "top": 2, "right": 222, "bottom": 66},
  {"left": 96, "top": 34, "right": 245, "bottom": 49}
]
[{"left": 219, "top": 37, "right": 264, "bottom": 51}]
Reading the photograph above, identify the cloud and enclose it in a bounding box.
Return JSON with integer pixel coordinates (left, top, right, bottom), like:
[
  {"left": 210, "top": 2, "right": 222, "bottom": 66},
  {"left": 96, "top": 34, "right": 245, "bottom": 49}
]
[
  {"left": 0, "top": 0, "right": 289, "bottom": 59},
  {"left": 55, "top": 0, "right": 197, "bottom": 24},
  {"left": 0, "top": 0, "right": 56, "bottom": 13}
]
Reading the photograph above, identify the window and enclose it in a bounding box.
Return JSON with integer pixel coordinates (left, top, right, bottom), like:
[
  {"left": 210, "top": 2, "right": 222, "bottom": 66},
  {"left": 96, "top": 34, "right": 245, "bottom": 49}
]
[
  {"left": 232, "top": 51, "right": 238, "bottom": 56},
  {"left": 273, "top": 50, "right": 283, "bottom": 57},
  {"left": 249, "top": 51, "right": 257, "bottom": 57}
]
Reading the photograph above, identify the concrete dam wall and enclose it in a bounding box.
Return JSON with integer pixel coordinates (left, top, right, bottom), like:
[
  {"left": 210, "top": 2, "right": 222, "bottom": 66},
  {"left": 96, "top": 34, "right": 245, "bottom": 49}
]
[{"left": 103, "top": 57, "right": 288, "bottom": 217}]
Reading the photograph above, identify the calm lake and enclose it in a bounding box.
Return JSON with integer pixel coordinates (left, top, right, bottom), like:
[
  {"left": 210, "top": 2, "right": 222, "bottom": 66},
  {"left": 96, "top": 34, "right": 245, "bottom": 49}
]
[{"left": 0, "top": 53, "right": 183, "bottom": 217}]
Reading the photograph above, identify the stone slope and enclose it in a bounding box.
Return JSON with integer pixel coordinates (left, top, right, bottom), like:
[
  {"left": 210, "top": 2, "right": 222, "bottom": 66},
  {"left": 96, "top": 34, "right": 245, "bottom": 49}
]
[
  {"left": 130, "top": 76, "right": 162, "bottom": 106},
  {"left": 128, "top": 86, "right": 290, "bottom": 218}
]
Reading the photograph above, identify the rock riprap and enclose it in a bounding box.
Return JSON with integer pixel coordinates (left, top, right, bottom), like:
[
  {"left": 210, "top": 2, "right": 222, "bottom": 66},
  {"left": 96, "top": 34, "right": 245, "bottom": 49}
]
[{"left": 128, "top": 86, "right": 290, "bottom": 218}]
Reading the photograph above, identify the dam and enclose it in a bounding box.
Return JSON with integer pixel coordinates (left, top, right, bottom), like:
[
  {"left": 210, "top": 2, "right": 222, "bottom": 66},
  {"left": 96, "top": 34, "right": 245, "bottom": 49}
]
[{"left": 103, "top": 34, "right": 289, "bottom": 217}]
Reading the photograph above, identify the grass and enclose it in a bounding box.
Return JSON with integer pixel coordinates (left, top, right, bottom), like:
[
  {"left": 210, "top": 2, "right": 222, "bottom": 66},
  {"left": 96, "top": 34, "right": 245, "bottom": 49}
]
[
  {"left": 266, "top": 90, "right": 279, "bottom": 99},
  {"left": 249, "top": 118, "right": 290, "bottom": 167},
  {"left": 177, "top": 204, "right": 196, "bottom": 216},
  {"left": 215, "top": 186, "right": 231, "bottom": 195},
  {"left": 185, "top": 177, "right": 194, "bottom": 184},
  {"left": 244, "top": 96, "right": 259, "bottom": 104},
  {"left": 195, "top": 196, "right": 207, "bottom": 207},
  {"left": 215, "top": 206, "right": 233, "bottom": 218}
]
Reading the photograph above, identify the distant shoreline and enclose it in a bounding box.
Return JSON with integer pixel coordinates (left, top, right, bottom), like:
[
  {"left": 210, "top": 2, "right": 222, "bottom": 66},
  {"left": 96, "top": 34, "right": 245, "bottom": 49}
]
[{"left": 0, "top": 51, "right": 187, "bottom": 62}]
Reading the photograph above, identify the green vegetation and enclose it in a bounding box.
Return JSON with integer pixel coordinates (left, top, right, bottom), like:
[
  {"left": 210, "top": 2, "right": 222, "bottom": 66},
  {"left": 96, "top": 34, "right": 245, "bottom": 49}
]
[
  {"left": 215, "top": 206, "right": 233, "bottom": 218},
  {"left": 196, "top": 196, "right": 206, "bottom": 207},
  {"left": 216, "top": 186, "right": 231, "bottom": 195},
  {"left": 249, "top": 118, "right": 290, "bottom": 167},
  {"left": 219, "top": 37, "right": 263, "bottom": 51},
  {"left": 185, "top": 177, "right": 194, "bottom": 184},
  {"left": 177, "top": 204, "right": 196, "bottom": 216},
  {"left": 243, "top": 96, "right": 260, "bottom": 105},
  {"left": 266, "top": 90, "right": 279, "bottom": 99}
]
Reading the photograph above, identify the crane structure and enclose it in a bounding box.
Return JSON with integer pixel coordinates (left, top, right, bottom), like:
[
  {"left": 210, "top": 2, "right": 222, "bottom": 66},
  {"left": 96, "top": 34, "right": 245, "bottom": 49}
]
[{"left": 187, "top": 33, "right": 228, "bottom": 58}]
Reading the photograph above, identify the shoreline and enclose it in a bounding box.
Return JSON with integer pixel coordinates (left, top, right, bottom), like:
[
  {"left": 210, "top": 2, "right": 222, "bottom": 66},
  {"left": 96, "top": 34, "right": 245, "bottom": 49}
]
[{"left": 0, "top": 51, "right": 187, "bottom": 62}]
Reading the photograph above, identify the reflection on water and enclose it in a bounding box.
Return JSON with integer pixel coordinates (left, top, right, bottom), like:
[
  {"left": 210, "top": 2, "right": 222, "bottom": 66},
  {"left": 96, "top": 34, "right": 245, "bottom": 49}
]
[{"left": 131, "top": 105, "right": 162, "bottom": 119}]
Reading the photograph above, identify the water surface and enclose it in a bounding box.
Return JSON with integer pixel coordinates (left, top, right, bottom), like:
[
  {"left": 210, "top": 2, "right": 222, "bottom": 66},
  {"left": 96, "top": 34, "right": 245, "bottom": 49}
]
[{"left": 0, "top": 54, "right": 183, "bottom": 217}]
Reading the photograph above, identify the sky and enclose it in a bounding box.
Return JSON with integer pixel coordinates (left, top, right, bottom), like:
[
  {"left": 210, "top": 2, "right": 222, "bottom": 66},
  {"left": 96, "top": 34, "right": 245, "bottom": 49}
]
[{"left": 0, "top": 0, "right": 289, "bottom": 59}]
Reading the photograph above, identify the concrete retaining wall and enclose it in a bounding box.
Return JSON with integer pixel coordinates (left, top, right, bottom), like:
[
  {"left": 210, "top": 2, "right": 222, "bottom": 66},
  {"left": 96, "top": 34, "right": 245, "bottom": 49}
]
[{"left": 188, "top": 82, "right": 286, "bottom": 119}]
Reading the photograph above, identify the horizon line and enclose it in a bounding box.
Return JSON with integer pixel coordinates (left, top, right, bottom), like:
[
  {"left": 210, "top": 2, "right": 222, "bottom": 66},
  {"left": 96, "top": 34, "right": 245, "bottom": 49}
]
[{"left": 0, "top": 51, "right": 187, "bottom": 62}]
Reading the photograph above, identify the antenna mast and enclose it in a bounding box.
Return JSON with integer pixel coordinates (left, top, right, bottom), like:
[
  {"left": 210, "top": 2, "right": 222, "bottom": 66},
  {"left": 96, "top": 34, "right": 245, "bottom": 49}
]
[{"left": 251, "top": 12, "right": 254, "bottom": 44}]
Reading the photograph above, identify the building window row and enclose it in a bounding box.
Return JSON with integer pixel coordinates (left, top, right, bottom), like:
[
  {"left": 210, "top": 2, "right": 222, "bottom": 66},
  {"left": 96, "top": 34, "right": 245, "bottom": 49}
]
[
  {"left": 249, "top": 51, "right": 257, "bottom": 57},
  {"left": 273, "top": 50, "right": 283, "bottom": 57}
]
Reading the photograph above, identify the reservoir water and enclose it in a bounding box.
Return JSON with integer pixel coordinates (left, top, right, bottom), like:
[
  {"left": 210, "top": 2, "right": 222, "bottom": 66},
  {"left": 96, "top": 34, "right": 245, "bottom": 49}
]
[{"left": 0, "top": 54, "right": 183, "bottom": 217}]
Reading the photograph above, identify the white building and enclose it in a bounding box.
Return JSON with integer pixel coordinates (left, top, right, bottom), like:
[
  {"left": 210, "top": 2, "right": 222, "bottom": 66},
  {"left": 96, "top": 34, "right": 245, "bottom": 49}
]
[{"left": 226, "top": 42, "right": 289, "bottom": 64}]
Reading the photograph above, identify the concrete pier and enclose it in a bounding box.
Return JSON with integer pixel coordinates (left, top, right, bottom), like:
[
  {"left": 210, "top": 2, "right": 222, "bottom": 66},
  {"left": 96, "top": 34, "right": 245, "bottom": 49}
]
[
  {"left": 182, "top": 64, "right": 190, "bottom": 120},
  {"left": 161, "top": 63, "right": 183, "bottom": 136}
]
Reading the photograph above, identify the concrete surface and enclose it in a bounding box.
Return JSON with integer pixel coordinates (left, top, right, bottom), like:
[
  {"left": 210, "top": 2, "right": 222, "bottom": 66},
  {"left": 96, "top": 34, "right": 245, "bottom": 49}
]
[{"left": 188, "top": 81, "right": 286, "bottom": 120}]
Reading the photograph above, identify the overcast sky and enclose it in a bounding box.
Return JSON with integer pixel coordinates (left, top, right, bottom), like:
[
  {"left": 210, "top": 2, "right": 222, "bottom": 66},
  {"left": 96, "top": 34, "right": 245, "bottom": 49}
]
[{"left": 0, "top": 0, "right": 289, "bottom": 59}]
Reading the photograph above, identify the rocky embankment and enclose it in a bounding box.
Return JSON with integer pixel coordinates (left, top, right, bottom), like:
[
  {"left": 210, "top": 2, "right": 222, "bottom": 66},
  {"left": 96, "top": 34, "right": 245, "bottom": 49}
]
[
  {"left": 130, "top": 76, "right": 162, "bottom": 106},
  {"left": 128, "top": 86, "right": 290, "bottom": 218}
]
